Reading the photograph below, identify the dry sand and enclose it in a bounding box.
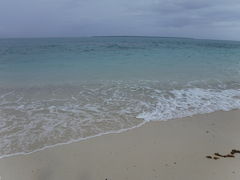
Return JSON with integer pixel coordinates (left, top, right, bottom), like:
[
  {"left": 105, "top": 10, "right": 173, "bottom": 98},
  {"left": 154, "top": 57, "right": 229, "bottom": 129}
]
[{"left": 0, "top": 110, "right": 240, "bottom": 180}]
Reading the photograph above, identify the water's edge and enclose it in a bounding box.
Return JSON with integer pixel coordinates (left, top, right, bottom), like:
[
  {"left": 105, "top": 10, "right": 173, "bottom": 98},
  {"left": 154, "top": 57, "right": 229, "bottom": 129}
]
[{"left": 0, "top": 108, "right": 238, "bottom": 160}]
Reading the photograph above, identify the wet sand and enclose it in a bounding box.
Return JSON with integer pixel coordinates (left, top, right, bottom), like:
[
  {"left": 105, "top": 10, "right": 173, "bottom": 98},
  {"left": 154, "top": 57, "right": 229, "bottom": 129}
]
[{"left": 0, "top": 110, "right": 240, "bottom": 180}]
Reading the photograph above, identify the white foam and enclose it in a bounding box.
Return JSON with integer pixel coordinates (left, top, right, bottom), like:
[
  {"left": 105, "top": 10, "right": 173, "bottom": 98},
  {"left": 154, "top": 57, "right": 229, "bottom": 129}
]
[
  {"left": 0, "top": 84, "right": 240, "bottom": 159},
  {"left": 138, "top": 88, "right": 240, "bottom": 121}
]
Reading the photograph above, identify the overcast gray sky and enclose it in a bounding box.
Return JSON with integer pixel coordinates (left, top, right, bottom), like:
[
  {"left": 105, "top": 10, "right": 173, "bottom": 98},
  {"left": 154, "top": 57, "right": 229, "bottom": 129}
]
[{"left": 0, "top": 0, "right": 240, "bottom": 40}]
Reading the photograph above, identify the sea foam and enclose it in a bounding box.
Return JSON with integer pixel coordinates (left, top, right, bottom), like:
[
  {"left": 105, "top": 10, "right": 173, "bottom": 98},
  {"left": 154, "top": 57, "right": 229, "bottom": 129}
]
[
  {"left": 0, "top": 81, "right": 240, "bottom": 158},
  {"left": 138, "top": 88, "right": 240, "bottom": 121}
]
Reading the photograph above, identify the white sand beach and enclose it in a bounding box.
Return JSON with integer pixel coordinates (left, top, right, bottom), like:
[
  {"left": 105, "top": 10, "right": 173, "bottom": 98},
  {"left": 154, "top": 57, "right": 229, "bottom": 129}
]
[{"left": 0, "top": 110, "right": 240, "bottom": 180}]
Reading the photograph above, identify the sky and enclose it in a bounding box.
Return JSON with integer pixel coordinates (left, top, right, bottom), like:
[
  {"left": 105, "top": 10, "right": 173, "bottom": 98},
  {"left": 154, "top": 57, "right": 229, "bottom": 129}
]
[{"left": 0, "top": 0, "right": 240, "bottom": 40}]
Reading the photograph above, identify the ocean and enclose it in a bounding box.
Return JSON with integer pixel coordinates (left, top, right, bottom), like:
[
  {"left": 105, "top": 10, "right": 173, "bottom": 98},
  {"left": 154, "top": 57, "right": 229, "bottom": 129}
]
[{"left": 0, "top": 36, "right": 240, "bottom": 157}]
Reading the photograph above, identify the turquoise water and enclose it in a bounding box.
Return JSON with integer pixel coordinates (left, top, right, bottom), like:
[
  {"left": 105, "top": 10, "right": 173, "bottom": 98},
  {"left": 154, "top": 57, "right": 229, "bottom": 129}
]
[
  {"left": 0, "top": 37, "right": 240, "bottom": 157},
  {"left": 1, "top": 37, "right": 240, "bottom": 85}
]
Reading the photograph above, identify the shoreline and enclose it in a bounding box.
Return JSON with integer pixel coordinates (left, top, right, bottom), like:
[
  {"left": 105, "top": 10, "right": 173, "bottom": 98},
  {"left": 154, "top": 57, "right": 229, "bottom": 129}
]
[
  {"left": 1, "top": 110, "right": 240, "bottom": 180},
  {"left": 0, "top": 119, "right": 146, "bottom": 160},
  {"left": 0, "top": 109, "right": 237, "bottom": 160}
]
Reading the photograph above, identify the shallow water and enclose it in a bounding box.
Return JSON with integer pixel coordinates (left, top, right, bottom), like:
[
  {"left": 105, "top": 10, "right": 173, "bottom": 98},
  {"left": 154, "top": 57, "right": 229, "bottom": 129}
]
[{"left": 0, "top": 37, "right": 240, "bottom": 157}]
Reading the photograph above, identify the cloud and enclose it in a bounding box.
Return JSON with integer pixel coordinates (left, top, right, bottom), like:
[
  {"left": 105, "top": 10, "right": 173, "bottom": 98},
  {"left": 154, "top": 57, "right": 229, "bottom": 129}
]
[{"left": 0, "top": 0, "right": 240, "bottom": 40}]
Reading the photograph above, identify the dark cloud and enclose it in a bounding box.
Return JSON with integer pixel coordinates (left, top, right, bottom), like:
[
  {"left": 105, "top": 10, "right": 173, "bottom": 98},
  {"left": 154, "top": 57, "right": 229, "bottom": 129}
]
[{"left": 0, "top": 0, "right": 240, "bottom": 40}]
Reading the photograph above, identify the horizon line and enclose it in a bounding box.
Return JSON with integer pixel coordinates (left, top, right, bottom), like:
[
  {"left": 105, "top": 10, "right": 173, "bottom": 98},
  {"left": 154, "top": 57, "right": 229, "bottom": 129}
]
[{"left": 0, "top": 35, "right": 239, "bottom": 42}]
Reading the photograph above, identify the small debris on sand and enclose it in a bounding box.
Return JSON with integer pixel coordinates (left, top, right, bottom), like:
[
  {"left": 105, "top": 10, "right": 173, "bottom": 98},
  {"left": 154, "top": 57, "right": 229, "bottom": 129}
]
[
  {"left": 231, "top": 149, "right": 240, "bottom": 154},
  {"left": 224, "top": 154, "right": 235, "bottom": 158},
  {"left": 206, "top": 149, "right": 240, "bottom": 160},
  {"left": 206, "top": 156, "right": 212, "bottom": 159},
  {"left": 214, "top": 153, "right": 224, "bottom": 157},
  {"left": 214, "top": 153, "right": 234, "bottom": 158}
]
